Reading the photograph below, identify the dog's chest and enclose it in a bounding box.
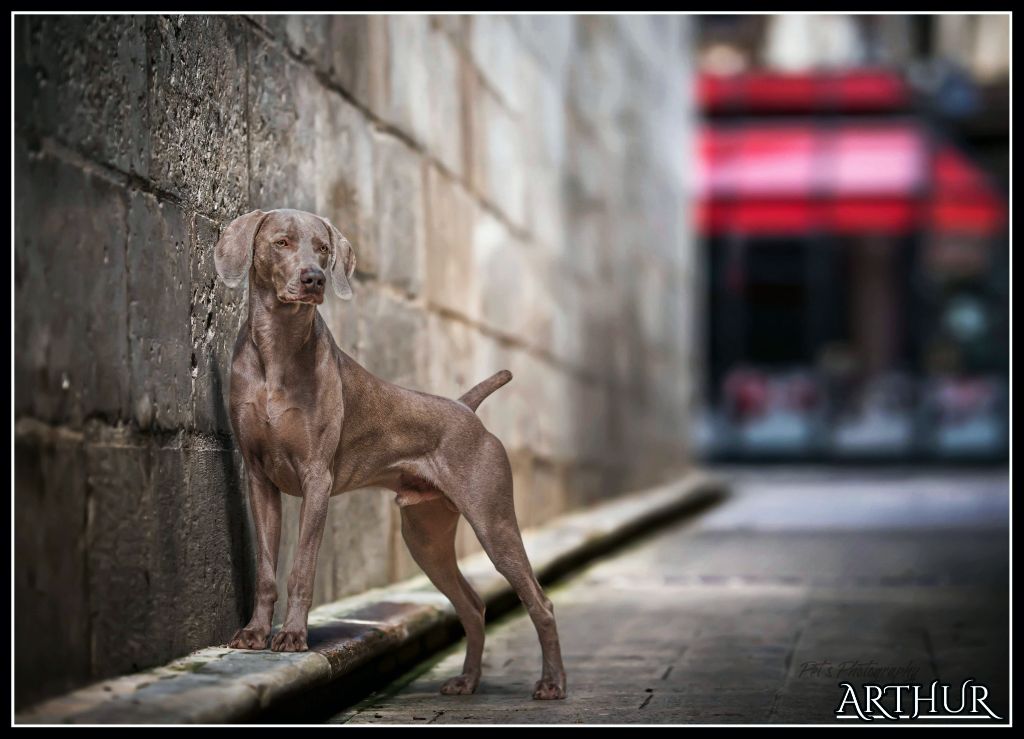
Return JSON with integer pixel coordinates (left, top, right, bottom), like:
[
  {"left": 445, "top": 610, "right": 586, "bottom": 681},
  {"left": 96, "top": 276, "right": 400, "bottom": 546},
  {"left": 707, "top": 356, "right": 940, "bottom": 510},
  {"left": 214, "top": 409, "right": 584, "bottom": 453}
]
[{"left": 238, "top": 384, "right": 324, "bottom": 496}]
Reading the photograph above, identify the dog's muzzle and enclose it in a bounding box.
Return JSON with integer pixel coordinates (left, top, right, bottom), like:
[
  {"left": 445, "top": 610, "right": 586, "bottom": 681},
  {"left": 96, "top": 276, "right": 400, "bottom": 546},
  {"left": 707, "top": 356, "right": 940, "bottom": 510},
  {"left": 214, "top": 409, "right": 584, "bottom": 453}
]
[{"left": 288, "top": 268, "right": 326, "bottom": 304}]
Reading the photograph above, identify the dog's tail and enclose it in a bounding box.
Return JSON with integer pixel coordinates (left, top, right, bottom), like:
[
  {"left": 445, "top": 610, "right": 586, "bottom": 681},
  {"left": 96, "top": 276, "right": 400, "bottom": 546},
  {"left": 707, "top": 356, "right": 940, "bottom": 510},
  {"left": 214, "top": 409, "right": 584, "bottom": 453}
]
[{"left": 458, "top": 370, "right": 512, "bottom": 412}]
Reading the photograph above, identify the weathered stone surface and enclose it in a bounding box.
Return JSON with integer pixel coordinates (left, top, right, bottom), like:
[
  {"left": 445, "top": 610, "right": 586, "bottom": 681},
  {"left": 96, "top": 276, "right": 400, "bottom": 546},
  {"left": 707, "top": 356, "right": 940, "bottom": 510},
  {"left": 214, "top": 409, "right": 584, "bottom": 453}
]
[
  {"left": 473, "top": 90, "right": 528, "bottom": 228},
  {"left": 14, "top": 424, "right": 91, "bottom": 709},
  {"left": 15, "top": 15, "right": 149, "bottom": 175},
  {"left": 127, "top": 192, "right": 192, "bottom": 430},
  {"left": 567, "top": 19, "right": 631, "bottom": 157},
  {"left": 328, "top": 16, "right": 389, "bottom": 113},
  {"left": 430, "top": 14, "right": 469, "bottom": 43},
  {"left": 257, "top": 14, "right": 388, "bottom": 115},
  {"left": 315, "top": 95, "right": 377, "bottom": 277},
  {"left": 357, "top": 286, "right": 427, "bottom": 391},
  {"left": 148, "top": 15, "right": 248, "bottom": 218},
  {"left": 377, "top": 16, "right": 430, "bottom": 140},
  {"left": 372, "top": 133, "right": 426, "bottom": 297},
  {"left": 84, "top": 428, "right": 249, "bottom": 682},
  {"left": 14, "top": 143, "right": 130, "bottom": 427},
  {"left": 182, "top": 442, "right": 253, "bottom": 646},
  {"left": 189, "top": 213, "right": 248, "bottom": 435},
  {"left": 85, "top": 432, "right": 190, "bottom": 678},
  {"left": 248, "top": 36, "right": 318, "bottom": 212},
  {"left": 371, "top": 17, "right": 466, "bottom": 178},
  {"left": 322, "top": 489, "right": 395, "bottom": 601},
  {"left": 423, "top": 22, "right": 466, "bottom": 178},
  {"left": 319, "top": 289, "right": 361, "bottom": 360},
  {"left": 424, "top": 165, "right": 478, "bottom": 319},
  {"left": 473, "top": 213, "right": 557, "bottom": 353},
  {"left": 424, "top": 312, "right": 479, "bottom": 402},
  {"left": 524, "top": 165, "right": 568, "bottom": 257},
  {"left": 469, "top": 15, "right": 530, "bottom": 115},
  {"left": 511, "top": 15, "right": 576, "bottom": 85}
]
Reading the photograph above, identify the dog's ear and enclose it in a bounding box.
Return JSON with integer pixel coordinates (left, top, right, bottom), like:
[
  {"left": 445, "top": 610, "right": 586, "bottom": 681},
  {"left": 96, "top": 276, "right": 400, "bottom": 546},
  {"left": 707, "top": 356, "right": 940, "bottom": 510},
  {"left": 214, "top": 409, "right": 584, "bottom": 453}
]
[
  {"left": 214, "top": 210, "right": 268, "bottom": 288},
  {"left": 322, "top": 217, "right": 357, "bottom": 300}
]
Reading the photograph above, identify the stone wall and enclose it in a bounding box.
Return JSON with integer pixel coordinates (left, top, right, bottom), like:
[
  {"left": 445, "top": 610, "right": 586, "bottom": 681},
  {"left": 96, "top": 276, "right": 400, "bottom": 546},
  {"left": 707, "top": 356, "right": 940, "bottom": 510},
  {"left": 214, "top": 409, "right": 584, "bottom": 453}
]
[{"left": 14, "top": 14, "right": 696, "bottom": 707}]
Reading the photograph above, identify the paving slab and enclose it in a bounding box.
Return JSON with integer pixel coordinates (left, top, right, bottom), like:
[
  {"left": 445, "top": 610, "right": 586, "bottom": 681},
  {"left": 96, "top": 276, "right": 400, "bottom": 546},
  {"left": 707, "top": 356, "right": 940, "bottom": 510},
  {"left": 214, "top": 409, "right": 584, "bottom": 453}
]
[{"left": 337, "top": 468, "right": 1009, "bottom": 725}]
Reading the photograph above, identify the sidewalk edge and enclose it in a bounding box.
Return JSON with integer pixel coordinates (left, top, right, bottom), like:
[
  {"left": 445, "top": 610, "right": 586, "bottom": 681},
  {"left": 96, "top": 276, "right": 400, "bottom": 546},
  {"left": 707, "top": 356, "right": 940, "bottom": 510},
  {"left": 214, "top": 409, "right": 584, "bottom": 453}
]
[{"left": 16, "top": 470, "right": 727, "bottom": 724}]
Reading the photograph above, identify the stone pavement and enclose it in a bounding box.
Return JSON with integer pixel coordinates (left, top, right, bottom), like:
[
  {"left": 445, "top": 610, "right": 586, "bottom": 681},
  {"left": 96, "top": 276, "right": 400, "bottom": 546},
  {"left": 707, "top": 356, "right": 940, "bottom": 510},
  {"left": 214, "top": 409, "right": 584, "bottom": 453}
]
[{"left": 333, "top": 468, "right": 1009, "bottom": 724}]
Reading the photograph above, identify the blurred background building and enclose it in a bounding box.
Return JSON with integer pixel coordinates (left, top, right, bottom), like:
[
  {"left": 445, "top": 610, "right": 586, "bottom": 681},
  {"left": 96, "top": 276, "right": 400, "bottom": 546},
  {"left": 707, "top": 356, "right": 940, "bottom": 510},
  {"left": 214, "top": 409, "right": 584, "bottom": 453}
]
[{"left": 692, "top": 14, "right": 1009, "bottom": 462}]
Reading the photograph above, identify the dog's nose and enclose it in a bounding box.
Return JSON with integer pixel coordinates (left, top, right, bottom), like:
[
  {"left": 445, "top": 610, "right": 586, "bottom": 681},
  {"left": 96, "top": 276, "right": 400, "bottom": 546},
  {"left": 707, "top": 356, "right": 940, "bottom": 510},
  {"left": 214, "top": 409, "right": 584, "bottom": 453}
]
[{"left": 300, "top": 268, "right": 326, "bottom": 290}]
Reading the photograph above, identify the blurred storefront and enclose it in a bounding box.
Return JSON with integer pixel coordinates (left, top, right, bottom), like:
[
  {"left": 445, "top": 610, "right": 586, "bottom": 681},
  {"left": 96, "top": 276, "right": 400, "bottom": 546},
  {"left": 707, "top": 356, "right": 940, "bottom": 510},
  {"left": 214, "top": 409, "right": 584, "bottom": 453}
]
[{"left": 693, "top": 15, "right": 1009, "bottom": 462}]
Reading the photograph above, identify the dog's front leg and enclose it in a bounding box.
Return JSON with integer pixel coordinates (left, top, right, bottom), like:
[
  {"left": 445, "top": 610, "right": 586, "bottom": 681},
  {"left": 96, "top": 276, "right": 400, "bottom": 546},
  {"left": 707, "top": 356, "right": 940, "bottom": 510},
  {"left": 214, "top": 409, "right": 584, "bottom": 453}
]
[
  {"left": 271, "top": 470, "right": 332, "bottom": 652},
  {"left": 230, "top": 465, "right": 282, "bottom": 649}
]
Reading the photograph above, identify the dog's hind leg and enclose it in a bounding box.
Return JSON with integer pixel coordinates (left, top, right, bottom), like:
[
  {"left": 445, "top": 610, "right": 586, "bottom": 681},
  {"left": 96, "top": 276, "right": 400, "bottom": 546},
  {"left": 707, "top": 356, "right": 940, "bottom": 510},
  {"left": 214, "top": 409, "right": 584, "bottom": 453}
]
[
  {"left": 400, "top": 496, "right": 487, "bottom": 695},
  {"left": 453, "top": 437, "right": 567, "bottom": 700}
]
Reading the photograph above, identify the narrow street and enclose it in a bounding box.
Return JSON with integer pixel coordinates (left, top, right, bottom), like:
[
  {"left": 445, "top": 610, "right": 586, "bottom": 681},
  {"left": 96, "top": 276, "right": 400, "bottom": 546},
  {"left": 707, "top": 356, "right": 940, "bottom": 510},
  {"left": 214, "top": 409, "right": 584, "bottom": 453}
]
[{"left": 332, "top": 468, "right": 1009, "bottom": 724}]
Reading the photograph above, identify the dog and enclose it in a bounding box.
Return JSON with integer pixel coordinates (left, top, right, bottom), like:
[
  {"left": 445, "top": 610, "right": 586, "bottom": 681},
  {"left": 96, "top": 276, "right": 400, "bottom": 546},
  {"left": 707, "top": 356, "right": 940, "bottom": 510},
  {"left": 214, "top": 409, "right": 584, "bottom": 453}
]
[{"left": 214, "top": 208, "right": 566, "bottom": 700}]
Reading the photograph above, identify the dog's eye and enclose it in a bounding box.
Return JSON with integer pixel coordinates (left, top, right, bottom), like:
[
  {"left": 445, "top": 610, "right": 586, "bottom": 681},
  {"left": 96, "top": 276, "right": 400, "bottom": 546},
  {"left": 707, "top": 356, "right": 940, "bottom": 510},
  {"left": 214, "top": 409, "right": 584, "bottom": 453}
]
[
  {"left": 320, "top": 244, "right": 329, "bottom": 253},
  {"left": 275, "top": 239, "right": 287, "bottom": 248}
]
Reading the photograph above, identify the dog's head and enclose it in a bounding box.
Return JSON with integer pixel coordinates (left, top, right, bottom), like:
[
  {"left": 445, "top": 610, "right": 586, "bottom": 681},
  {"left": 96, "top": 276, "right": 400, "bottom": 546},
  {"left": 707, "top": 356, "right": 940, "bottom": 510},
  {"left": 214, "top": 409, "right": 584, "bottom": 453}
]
[{"left": 214, "top": 208, "right": 357, "bottom": 304}]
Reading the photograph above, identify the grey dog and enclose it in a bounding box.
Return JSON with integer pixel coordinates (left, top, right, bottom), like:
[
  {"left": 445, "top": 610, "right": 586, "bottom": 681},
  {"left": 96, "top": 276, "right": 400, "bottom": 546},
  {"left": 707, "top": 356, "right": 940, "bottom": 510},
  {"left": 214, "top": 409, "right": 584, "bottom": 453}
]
[{"left": 214, "top": 208, "right": 566, "bottom": 700}]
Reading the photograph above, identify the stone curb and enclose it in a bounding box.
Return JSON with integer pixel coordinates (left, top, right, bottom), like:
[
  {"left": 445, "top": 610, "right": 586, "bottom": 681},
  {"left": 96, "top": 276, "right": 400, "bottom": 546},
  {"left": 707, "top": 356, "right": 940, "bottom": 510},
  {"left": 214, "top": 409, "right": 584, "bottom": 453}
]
[{"left": 16, "top": 471, "right": 727, "bottom": 725}]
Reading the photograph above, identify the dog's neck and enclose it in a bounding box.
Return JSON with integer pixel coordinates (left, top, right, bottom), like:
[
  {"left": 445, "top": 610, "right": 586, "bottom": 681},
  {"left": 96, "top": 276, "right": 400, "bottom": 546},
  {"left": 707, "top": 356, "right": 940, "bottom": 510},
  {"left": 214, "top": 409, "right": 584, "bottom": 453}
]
[{"left": 248, "top": 276, "right": 318, "bottom": 381}]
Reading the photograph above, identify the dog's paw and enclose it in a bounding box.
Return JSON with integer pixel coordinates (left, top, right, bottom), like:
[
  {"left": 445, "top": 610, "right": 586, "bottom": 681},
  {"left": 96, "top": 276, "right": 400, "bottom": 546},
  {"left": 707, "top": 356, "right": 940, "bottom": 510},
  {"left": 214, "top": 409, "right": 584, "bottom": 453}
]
[
  {"left": 229, "top": 626, "right": 270, "bottom": 650},
  {"left": 270, "top": 629, "right": 308, "bottom": 652},
  {"left": 440, "top": 673, "right": 480, "bottom": 695},
  {"left": 532, "top": 677, "right": 567, "bottom": 700}
]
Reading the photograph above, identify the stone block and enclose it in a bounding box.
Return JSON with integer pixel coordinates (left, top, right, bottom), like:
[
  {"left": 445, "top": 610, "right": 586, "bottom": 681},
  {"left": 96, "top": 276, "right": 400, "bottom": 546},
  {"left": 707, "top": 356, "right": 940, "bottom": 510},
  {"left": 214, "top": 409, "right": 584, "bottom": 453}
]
[
  {"left": 248, "top": 35, "right": 318, "bottom": 212},
  {"left": 189, "top": 213, "right": 248, "bottom": 436},
  {"left": 315, "top": 95, "right": 377, "bottom": 278},
  {"left": 547, "top": 274, "right": 586, "bottom": 371},
  {"left": 181, "top": 441, "right": 253, "bottom": 646},
  {"left": 328, "top": 16, "right": 389, "bottom": 113},
  {"left": 469, "top": 15, "right": 528, "bottom": 113},
  {"left": 372, "top": 132, "right": 426, "bottom": 297},
  {"left": 84, "top": 431, "right": 190, "bottom": 678},
  {"left": 126, "top": 192, "right": 192, "bottom": 430},
  {"left": 84, "top": 428, "right": 250, "bottom": 678},
  {"left": 257, "top": 15, "right": 388, "bottom": 115},
  {"left": 473, "top": 211, "right": 558, "bottom": 356},
  {"left": 423, "top": 165, "right": 478, "bottom": 319},
  {"left": 381, "top": 16, "right": 463, "bottom": 176},
  {"left": 148, "top": 15, "right": 248, "bottom": 218},
  {"left": 472, "top": 344, "right": 548, "bottom": 459},
  {"left": 566, "top": 19, "right": 629, "bottom": 153},
  {"left": 14, "top": 143, "right": 130, "bottom": 427},
  {"left": 474, "top": 90, "right": 528, "bottom": 228},
  {"left": 323, "top": 488, "right": 395, "bottom": 600},
  {"left": 14, "top": 424, "right": 90, "bottom": 709},
  {"left": 357, "top": 287, "right": 426, "bottom": 391},
  {"left": 423, "top": 313, "right": 478, "bottom": 401},
  {"left": 511, "top": 15, "right": 576, "bottom": 85},
  {"left": 380, "top": 16, "right": 431, "bottom": 142},
  {"left": 430, "top": 13, "right": 469, "bottom": 42},
  {"left": 425, "top": 27, "right": 465, "bottom": 178},
  {"left": 15, "top": 15, "right": 149, "bottom": 176}
]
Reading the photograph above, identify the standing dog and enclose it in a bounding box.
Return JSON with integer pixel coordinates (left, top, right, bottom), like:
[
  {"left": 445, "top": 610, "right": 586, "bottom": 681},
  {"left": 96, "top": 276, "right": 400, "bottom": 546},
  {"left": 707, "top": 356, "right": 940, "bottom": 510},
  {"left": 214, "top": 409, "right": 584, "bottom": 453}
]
[{"left": 214, "top": 208, "right": 566, "bottom": 700}]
